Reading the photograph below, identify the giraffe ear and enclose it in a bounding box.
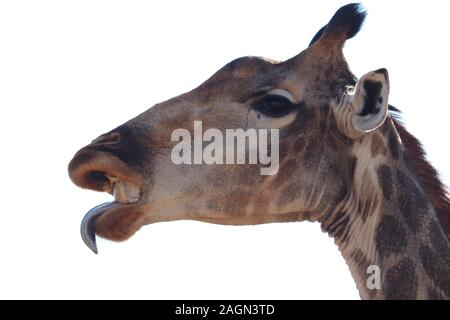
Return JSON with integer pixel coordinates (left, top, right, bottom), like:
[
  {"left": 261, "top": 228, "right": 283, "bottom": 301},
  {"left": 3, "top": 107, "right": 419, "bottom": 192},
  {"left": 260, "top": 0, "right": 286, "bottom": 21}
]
[{"left": 335, "top": 69, "right": 390, "bottom": 138}]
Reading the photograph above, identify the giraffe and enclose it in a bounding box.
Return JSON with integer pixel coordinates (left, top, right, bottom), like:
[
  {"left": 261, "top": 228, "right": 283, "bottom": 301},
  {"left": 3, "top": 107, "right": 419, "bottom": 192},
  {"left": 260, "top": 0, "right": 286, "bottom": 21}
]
[{"left": 68, "top": 4, "right": 450, "bottom": 299}]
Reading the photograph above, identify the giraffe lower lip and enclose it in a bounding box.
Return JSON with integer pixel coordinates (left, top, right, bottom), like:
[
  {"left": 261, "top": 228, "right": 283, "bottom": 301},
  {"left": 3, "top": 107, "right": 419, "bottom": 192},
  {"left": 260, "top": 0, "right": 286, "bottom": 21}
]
[{"left": 80, "top": 201, "right": 121, "bottom": 254}]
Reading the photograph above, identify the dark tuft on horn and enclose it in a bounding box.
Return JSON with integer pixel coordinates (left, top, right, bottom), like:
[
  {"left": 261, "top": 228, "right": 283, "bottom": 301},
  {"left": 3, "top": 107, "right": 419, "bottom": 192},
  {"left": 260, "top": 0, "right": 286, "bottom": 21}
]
[{"left": 315, "top": 3, "right": 367, "bottom": 46}]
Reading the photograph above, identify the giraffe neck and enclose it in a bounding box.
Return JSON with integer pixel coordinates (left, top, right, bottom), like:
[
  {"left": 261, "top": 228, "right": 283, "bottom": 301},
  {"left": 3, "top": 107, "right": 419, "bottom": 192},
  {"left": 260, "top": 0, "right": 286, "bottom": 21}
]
[{"left": 321, "top": 120, "right": 450, "bottom": 299}]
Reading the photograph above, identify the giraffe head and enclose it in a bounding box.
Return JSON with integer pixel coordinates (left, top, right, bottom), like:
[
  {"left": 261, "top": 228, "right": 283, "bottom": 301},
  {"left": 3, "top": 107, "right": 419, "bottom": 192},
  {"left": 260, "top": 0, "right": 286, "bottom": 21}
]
[{"left": 69, "top": 4, "right": 391, "bottom": 253}]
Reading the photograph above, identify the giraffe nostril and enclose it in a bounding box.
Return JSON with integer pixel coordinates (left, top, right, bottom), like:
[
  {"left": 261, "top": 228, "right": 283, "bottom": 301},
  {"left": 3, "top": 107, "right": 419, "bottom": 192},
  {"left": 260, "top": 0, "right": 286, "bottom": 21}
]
[{"left": 92, "top": 132, "right": 121, "bottom": 146}]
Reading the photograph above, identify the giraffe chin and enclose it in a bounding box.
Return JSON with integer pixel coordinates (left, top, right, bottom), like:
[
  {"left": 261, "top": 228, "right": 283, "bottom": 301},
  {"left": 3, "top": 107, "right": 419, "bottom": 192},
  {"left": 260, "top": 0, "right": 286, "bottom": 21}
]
[{"left": 81, "top": 201, "right": 144, "bottom": 254}]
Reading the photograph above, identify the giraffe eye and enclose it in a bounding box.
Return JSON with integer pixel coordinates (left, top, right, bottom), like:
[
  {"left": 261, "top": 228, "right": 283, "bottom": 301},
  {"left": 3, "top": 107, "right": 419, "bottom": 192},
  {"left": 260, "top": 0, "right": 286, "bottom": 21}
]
[{"left": 253, "top": 94, "right": 296, "bottom": 117}]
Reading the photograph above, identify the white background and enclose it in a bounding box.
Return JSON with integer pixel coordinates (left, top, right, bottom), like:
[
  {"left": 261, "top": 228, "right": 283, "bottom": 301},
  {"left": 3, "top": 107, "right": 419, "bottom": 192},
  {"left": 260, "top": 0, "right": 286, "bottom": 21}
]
[{"left": 0, "top": 0, "right": 448, "bottom": 299}]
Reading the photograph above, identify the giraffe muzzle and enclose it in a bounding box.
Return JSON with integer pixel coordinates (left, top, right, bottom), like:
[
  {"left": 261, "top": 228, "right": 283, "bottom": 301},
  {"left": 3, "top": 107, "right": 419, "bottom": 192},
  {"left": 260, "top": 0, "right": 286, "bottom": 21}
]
[{"left": 69, "top": 146, "right": 146, "bottom": 253}]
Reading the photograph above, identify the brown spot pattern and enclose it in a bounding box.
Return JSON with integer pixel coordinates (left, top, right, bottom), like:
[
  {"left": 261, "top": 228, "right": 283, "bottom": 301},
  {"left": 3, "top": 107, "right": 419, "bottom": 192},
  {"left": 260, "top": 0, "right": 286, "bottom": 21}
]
[
  {"left": 375, "top": 215, "right": 408, "bottom": 263},
  {"left": 395, "top": 169, "right": 428, "bottom": 233},
  {"left": 383, "top": 258, "right": 418, "bottom": 300},
  {"left": 419, "top": 220, "right": 450, "bottom": 297},
  {"left": 377, "top": 165, "right": 393, "bottom": 201}
]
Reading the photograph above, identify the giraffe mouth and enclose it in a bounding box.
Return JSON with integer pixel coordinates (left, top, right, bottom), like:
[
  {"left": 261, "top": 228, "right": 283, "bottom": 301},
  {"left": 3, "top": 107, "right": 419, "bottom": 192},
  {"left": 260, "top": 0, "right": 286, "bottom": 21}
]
[
  {"left": 69, "top": 149, "right": 145, "bottom": 254},
  {"left": 79, "top": 175, "right": 143, "bottom": 254}
]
